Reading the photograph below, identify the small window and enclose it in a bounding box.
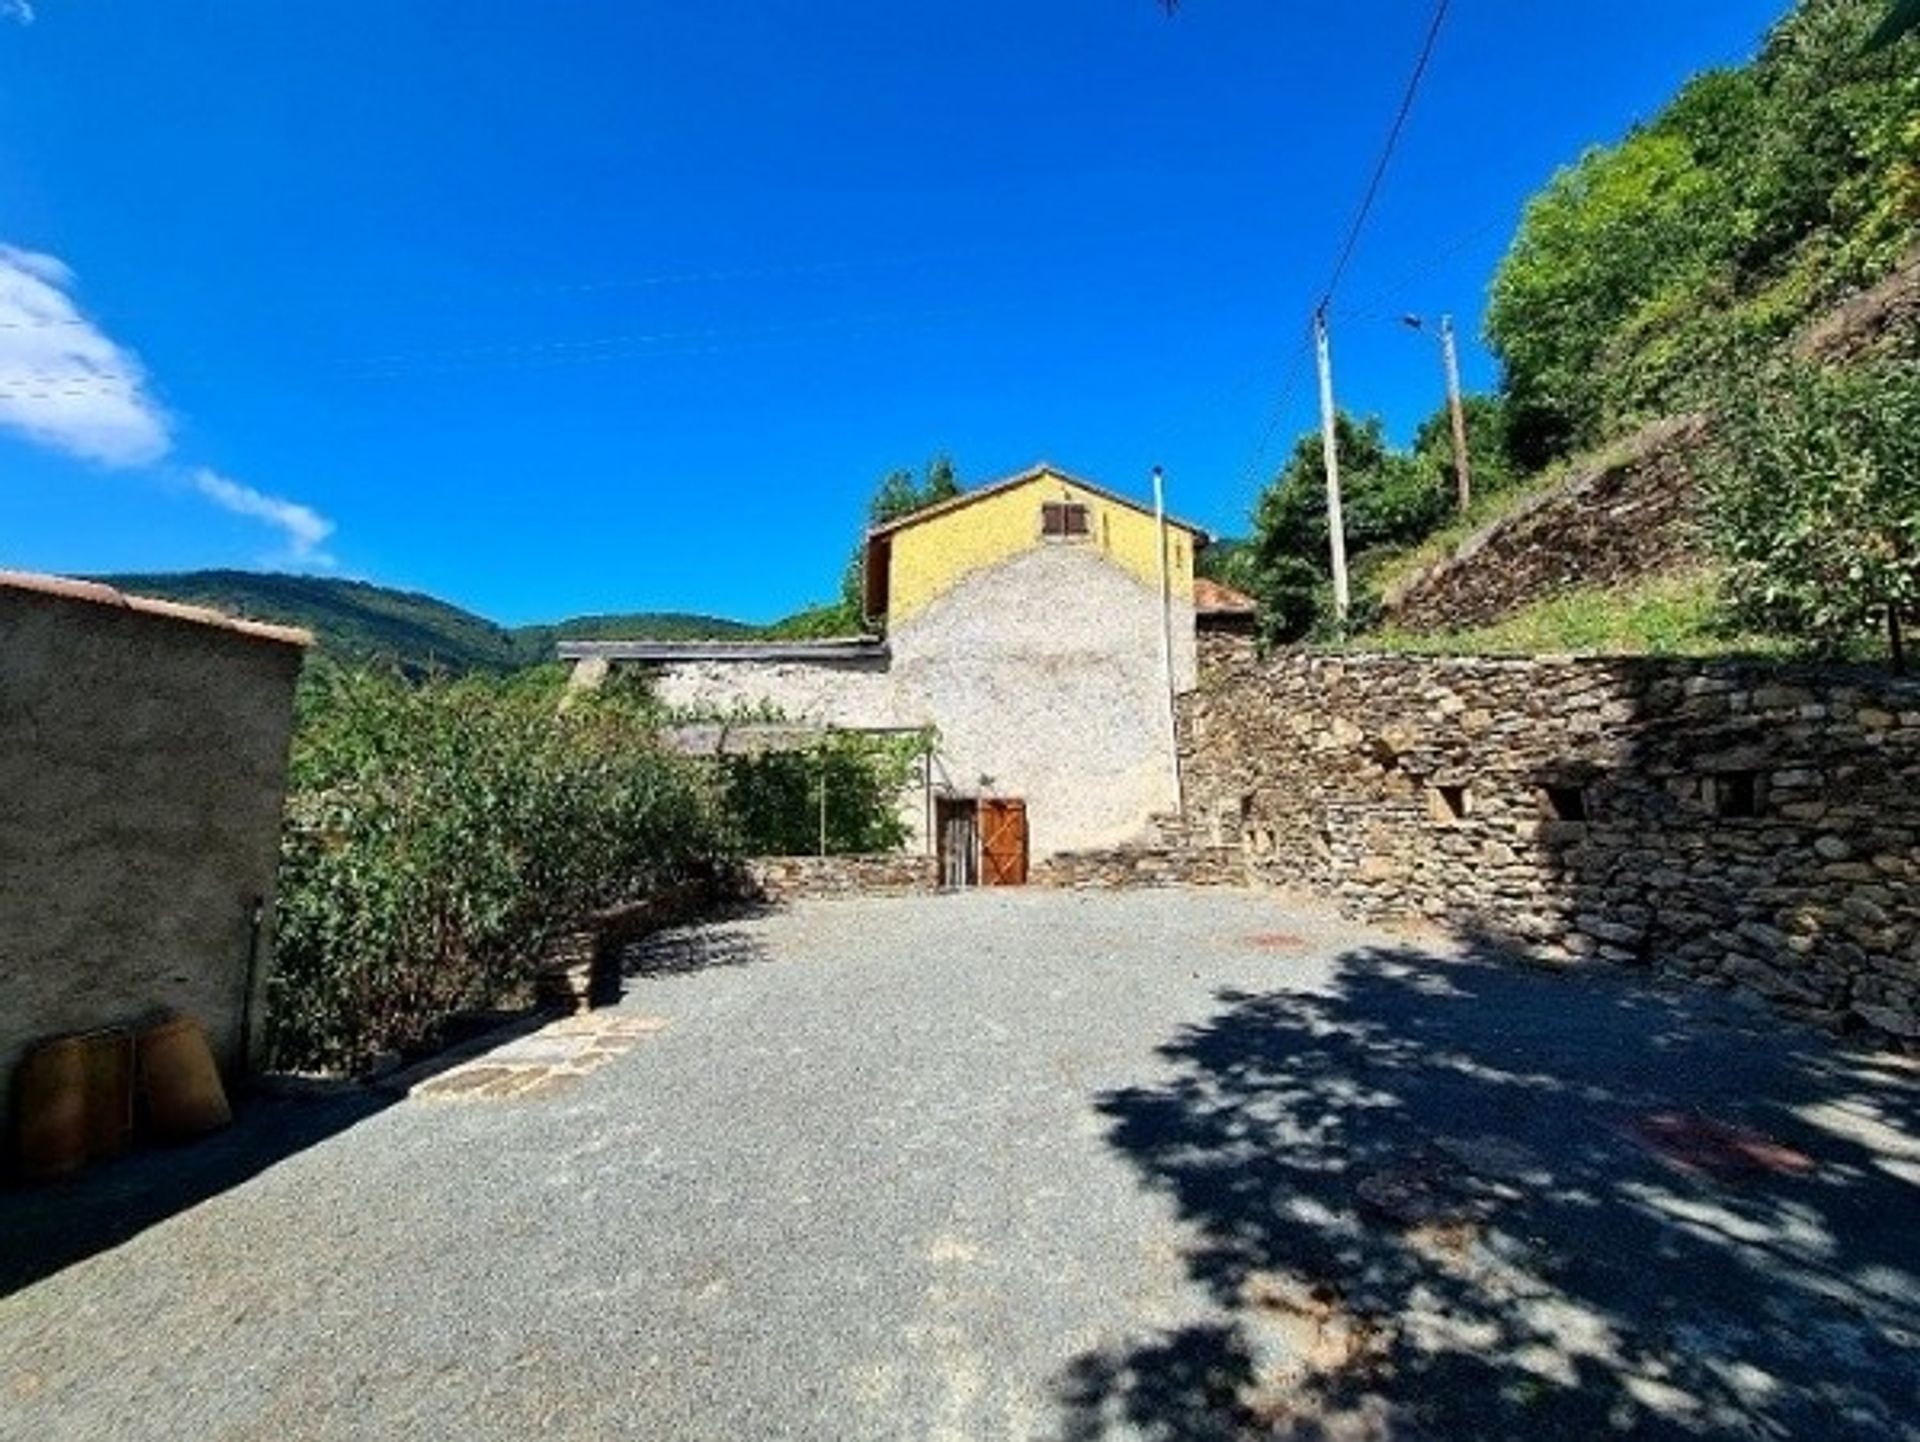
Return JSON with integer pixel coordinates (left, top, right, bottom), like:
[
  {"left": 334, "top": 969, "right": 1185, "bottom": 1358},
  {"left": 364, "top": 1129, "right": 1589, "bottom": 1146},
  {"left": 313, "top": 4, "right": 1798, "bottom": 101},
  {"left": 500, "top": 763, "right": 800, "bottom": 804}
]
[
  {"left": 1705, "top": 771, "right": 1762, "bottom": 819},
  {"left": 1429, "top": 783, "right": 1471, "bottom": 825},
  {"left": 1041, "top": 501, "right": 1091, "bottom": 540},
  {"left": 1541, "top": 785, "right": 1589, "bottom": 822}
]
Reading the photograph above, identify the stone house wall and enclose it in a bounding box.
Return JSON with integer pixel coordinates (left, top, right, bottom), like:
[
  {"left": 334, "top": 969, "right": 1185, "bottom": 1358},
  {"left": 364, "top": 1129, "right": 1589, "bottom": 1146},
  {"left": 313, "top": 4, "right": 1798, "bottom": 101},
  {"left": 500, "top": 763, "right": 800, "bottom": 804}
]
[
  {"left": 0, "top": 575, "right": 308, "bottom": 1123},
  {"left": 1181, "top": 634, "right": 1920, "bottom": 1040}
]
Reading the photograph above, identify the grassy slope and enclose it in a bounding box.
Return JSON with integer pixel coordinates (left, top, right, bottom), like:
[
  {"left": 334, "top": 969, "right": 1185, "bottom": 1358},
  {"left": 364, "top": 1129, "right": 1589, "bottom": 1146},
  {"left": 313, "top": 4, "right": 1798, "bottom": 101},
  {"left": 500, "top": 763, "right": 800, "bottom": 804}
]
[
  {"left": 1357, "top": 567, "right": 1890, "bottom": 663},
  {"left": 96, "top": 570, "right": 752, "bottom": 671}
]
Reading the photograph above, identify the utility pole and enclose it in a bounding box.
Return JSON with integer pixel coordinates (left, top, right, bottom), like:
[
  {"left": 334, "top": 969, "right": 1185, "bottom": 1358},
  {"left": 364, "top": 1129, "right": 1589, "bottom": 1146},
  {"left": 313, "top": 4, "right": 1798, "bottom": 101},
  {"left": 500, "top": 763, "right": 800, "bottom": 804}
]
[
  {"left": 1440, "top": 315, "right": 1471, "bottom": 512},
  {"left": 1313, "top": 306, "right": 1352, "bottom": 626},
  {"left": 1405, "top": 312, "right": 1473, "bottom": 514}
]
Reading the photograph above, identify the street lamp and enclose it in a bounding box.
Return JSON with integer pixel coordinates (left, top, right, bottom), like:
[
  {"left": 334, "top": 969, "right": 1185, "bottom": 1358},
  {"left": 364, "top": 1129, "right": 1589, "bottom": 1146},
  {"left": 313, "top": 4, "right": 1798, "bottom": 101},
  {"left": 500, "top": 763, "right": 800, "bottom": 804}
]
[{"left": 1403, "top": 312, "right": 1472, "bottom": 514}]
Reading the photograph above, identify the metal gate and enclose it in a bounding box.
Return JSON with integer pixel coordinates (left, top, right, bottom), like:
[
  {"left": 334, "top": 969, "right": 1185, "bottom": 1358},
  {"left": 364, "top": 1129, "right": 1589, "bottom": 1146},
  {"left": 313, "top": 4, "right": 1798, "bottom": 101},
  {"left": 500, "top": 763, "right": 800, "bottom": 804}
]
[{"left": 937, "top": 798, "right": 978, "bottom": 889}]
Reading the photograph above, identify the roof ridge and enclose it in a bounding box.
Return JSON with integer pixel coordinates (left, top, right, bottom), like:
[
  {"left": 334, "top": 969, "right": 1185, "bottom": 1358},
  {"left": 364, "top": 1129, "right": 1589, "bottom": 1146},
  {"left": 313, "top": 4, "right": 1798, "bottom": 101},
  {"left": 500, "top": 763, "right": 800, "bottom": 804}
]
[
  {"left": 864, "top": 462, "right": 1210, "bottom": 541},
  {"left": 0, "top": 568, "right": 312, "bottom": 647}
]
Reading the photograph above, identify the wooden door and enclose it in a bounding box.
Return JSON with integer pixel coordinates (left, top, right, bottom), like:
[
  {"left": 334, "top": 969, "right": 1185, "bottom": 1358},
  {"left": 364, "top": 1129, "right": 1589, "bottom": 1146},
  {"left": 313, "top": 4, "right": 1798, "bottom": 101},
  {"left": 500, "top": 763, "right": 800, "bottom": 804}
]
[{"left": 979, "top": 799, "right": 1028, "bottom": 886}]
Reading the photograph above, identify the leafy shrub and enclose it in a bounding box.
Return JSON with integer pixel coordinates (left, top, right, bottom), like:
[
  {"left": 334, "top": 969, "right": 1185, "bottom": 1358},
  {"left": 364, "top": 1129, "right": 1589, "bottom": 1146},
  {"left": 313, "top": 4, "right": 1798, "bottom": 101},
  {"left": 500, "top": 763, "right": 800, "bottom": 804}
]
[
  {"left": 271, "top": 667, "right": 725, "bottom": 1071},
  {"left": 718, "top": 731, "right": 923, "bottom": 857},
  {"left": 1705, "top": 358, "right": 1920, "bottom": 663}
]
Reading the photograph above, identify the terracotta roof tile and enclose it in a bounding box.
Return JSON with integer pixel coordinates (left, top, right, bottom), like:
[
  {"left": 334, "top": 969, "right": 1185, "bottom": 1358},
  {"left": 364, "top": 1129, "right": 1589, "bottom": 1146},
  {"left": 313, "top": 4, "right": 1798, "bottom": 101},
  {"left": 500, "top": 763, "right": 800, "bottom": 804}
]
[
  {"left": 1194, "top": 577, "right": 1258, "bottom": 615},
  {"left": 0, "top": 569, "right": 312, "bottom": 648}
]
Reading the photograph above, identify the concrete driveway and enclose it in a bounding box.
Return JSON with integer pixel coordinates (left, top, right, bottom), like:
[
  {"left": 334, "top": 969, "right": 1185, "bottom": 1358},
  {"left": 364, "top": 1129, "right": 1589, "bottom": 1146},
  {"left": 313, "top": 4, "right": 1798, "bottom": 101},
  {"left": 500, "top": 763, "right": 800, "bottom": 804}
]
[{"left": 3, "top": 889, "right": 1917, "bottom": 1440}]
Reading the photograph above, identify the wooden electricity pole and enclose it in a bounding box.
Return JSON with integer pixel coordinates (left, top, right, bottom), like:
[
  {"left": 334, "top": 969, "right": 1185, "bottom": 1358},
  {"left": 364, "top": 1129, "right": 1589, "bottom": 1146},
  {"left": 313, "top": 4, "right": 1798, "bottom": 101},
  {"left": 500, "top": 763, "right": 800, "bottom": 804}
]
[
  {"left": 1313, "top": 306, "right": 1352, "bottom": 626},
  {"left": 1406, "top": 312, "right": 1473, "bottom": 514}
]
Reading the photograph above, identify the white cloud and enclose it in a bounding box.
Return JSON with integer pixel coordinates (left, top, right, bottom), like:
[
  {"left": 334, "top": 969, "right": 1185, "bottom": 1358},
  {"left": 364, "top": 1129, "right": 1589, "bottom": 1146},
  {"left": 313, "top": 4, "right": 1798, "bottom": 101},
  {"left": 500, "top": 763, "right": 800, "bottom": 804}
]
[
  {"left": 1, "top": 2, "right": 33, "bottom": 25},
  {"left": 192, "top": 468, "right": 338, "bottom": 568},
  {"left": 0, "top": 243, "right": 170, "bottom": 465}
]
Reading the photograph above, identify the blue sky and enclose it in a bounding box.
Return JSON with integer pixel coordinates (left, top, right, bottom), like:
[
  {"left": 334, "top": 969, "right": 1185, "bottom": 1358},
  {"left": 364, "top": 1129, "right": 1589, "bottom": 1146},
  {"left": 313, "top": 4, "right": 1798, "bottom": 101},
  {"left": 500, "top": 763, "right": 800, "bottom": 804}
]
[{"left": 0, "top": 0, "right": 1787, "bottom": 625}]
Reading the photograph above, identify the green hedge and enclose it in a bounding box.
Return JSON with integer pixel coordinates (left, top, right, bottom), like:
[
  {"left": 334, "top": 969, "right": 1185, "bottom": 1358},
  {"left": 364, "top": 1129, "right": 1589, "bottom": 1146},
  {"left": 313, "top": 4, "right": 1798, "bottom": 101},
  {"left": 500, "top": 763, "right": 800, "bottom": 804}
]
[{"left": 270, "top": 668, "right": 725, "bottom": 1071}]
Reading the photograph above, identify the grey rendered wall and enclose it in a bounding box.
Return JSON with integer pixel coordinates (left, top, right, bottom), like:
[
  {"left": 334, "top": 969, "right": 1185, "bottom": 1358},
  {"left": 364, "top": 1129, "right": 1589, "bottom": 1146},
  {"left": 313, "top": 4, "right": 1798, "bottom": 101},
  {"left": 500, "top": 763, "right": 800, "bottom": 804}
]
[
  {"left": 648, "top": 654, "right": 899, "bottom": 726},
  {"left": 0, "top": 588, "right": 304, "bottom": 1120},
  {"left": 891, "top": 544, "right": 1194, "bottom": 859},
  {"left": 649, "top": 545, "right": 1194, "bottom": 860}
]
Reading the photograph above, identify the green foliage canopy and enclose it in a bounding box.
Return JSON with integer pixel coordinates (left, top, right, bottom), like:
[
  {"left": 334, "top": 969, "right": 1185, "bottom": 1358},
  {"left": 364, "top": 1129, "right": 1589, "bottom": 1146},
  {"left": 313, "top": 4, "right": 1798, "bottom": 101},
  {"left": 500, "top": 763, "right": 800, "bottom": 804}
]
[
  {"left": 1487, "top": 0, "right": 1919, "bottom": 462},
  {"left": 1246, "top": 405, "right": 1510, "bottom": 642},
  {"left": 719, "top": 732, "right": 921, "bottom": 857}
]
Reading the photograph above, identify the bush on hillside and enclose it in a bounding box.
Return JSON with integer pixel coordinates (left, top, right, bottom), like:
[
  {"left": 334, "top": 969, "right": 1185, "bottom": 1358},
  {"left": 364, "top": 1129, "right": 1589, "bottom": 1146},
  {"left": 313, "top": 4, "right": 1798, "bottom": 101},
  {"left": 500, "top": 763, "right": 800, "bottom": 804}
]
[{"left": 1705, "top": 358, "right": 1920, "bottom": 665}]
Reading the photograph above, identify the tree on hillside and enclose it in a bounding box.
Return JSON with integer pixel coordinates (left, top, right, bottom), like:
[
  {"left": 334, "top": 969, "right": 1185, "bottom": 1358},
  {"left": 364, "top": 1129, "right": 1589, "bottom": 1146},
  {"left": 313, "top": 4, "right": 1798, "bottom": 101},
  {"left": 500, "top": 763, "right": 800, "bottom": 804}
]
[
  {"left": 1705, "top": 359, "right": 1919, "bottom": 668},
  {"left": 866, "top": 454, "right": 961, "bottom": 529},
  {"left": 765, "top": 455, "right": 964, "bottom": 637},
  {"left": 1247, "top": 414, "right": 1451, "bottom": 642},
  {"left": 1411, "top": 392, "right": 1516, "bottom": 501},
  {"left": 1486, "top": 0, "right": 1918, "bottom": 466},
  {"left": 1487, "top": 129, "right": 1725, "bottom": 462}
]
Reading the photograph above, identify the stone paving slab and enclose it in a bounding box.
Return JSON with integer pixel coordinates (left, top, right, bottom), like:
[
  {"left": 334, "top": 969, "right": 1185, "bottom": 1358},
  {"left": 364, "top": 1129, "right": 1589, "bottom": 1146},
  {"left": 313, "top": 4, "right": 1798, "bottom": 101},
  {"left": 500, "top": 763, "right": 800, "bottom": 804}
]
[{"left": 407, "top": 1012, "right": 667, "bottom": 1100}]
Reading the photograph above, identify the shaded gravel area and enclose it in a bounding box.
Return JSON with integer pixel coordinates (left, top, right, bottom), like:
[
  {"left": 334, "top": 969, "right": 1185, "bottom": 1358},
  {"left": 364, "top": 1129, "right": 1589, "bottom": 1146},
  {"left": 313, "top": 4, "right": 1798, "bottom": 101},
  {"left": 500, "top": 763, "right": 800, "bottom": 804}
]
[{"left": 2, "top": 889, "right": 1916, "bottom": 1440}]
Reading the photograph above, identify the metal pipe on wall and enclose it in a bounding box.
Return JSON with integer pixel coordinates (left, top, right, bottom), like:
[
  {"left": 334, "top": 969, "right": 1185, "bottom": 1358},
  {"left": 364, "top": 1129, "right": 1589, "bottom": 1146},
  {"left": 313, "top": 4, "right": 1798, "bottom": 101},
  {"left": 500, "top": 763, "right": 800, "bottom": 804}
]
[{"left": 1152, "top": 465, "right": 1185, "bottom": 821}]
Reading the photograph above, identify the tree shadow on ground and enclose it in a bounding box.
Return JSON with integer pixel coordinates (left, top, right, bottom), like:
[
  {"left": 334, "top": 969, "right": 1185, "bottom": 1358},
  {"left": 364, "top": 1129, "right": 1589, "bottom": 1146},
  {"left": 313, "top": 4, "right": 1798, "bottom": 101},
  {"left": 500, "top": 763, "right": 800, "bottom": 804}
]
[{"left": 1055, "top": 941, "right": 1920, "bottom": 1441}]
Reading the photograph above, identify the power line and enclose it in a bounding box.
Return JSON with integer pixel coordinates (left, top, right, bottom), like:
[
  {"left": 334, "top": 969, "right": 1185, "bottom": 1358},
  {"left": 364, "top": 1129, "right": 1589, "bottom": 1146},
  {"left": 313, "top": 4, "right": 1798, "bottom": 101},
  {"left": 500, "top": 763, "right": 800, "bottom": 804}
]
[
  {"left": 0, "top": 306, "right": 990, "bottom": 397},
  {"left": 1237, "top": 327, "right": 1315, "bottom": 493},
  {"left": 1315, "top": 0, "right": 1452, "bottom": 311},
  {"left": 1341, "top": 210, "right": 1510, "bottom": 312},
  {"left": 1239, "top": 0, "right": 1454, "bottom": 498}
]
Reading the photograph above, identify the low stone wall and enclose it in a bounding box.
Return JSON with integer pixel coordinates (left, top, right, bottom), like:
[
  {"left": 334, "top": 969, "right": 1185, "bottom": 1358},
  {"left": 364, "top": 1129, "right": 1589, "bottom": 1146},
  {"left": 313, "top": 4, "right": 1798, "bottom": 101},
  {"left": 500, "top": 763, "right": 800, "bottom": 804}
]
[
  {"left": 534, "top": 878, "right": 716, "bottom": 1010},
  {"left": 1382, "top": 414, "right": 1708, "bottom": 634},
  {"left": 743, "top": 853, "right": 939, "bottom": 901},
  {"left": 1182, "top": 636, "right": 1920, "bottom": 1040},
  {"left": 1795, "top": 243, "right": 1920, "bottom": 365},
  {"left": 1030, "top": 846, "right": 1246, "bottom": 890}
]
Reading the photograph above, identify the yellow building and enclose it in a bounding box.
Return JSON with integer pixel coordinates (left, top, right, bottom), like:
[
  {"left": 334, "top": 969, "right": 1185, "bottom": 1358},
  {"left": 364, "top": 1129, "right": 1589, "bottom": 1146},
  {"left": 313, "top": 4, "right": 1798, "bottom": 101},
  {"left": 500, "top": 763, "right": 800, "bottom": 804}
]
[
  {"left": 565, "top": 462, "right": 1253, "bottom": 880},
  {"left": 862, "top": 463, "right": 1203, "bottom": 625}
]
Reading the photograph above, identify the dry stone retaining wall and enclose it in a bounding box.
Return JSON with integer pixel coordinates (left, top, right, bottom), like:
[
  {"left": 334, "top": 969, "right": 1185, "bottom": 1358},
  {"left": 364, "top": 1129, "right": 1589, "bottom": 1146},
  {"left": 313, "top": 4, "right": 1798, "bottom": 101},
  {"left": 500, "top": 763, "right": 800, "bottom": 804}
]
[
  {"left": 1382, "top": 414, "right": 1708, "bottom": 634},
  {"left": 1029, "top": 845, "right": 1245, "bottom": 890},
  {"left": 1182, "top": 635, "right": 1920, "bottom": 1041},
  {"left": 743, "top": 853, "right": 939, "bottom": 901}
]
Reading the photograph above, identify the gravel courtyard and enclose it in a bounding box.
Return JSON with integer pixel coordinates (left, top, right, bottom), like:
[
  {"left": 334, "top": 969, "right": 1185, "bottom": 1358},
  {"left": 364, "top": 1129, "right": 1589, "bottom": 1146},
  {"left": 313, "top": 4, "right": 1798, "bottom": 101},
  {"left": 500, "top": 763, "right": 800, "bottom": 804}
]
[{"left": 3, "top": 889, "right": 1917, "bottom": 1441}]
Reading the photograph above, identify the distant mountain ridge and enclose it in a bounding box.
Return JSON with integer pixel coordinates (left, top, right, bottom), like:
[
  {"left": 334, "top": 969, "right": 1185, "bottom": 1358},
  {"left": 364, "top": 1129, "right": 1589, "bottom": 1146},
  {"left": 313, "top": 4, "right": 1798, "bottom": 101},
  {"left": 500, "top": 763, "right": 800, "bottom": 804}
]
[{"left": 92, "top": 570, "right": 754, "bottom": 672}]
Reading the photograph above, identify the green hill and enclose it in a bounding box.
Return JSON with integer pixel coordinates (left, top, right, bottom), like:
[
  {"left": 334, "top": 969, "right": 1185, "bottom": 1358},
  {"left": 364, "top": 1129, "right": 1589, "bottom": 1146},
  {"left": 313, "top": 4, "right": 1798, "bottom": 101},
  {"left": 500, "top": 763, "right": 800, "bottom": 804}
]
[{"left": 94, "top": 570, "right": 752, "bottom": 672}]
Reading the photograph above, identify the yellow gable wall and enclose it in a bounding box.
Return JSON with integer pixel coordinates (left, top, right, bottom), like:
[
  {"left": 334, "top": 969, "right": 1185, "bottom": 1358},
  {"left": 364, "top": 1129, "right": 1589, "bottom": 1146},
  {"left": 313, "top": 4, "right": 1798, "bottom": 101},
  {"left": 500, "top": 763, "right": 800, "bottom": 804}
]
[{"left": 886, "top": 471, "right": 1198, "bottom": 623}]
